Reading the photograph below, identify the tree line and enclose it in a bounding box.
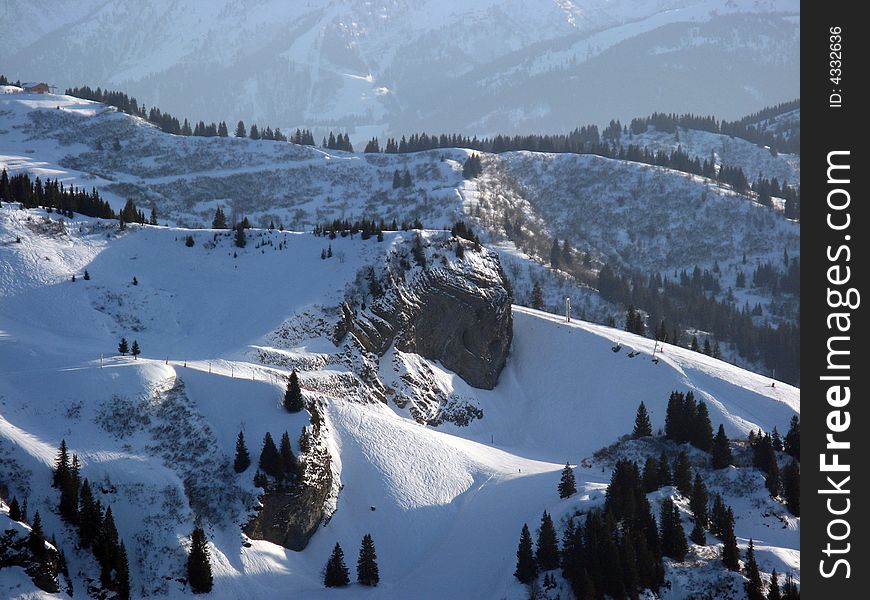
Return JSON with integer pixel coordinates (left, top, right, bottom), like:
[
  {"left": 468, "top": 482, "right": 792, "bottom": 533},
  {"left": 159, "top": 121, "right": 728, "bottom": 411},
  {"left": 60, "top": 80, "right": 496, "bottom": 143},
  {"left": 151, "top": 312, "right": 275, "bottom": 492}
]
[
  {"left": 0, "top": 169, "right": 114, "bottom": 219},
  {"left": 597, "top": 261, "right": 800, "bottom": 385}
]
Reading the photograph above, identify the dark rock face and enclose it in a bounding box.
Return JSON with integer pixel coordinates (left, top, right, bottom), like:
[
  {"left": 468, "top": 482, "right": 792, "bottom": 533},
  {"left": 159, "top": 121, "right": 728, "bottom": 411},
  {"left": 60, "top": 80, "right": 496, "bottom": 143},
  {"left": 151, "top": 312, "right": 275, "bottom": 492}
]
[
  {"left": 336, "top": 236, "right": 513, "bottom": 390},
  {"left": 243, "top": 405, "right": 333, "bottom": 551},
  {"left": 243, "top": 472, "right": 331, "bottom": 551}
]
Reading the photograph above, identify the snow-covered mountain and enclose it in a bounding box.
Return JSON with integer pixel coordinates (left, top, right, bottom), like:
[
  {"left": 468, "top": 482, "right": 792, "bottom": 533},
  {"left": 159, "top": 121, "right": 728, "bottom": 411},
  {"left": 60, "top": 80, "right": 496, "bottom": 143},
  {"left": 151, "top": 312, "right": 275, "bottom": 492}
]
[
  {"left": 0, "top": 88, "right": 801, "bottom": 378},
  {"left": 0, "top": 0, "right": 799, "bottom": 138},
  {"left": 0, "top": 204, "right": 798, "bottom": 598}
]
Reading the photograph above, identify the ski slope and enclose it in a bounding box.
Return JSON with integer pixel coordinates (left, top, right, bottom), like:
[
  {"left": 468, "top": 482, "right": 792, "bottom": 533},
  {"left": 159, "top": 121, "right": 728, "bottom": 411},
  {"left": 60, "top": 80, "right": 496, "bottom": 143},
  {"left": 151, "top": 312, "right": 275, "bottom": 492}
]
[{"left": 0, "top": 208, "right": 798, "bottom": 598}]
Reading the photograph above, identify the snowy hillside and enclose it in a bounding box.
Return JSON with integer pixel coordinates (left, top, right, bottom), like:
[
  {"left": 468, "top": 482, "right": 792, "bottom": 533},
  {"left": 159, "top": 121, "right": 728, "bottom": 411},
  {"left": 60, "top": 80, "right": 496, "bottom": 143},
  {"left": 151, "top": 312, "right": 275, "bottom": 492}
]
[
  {"left": 1, "top": 0, "right": 799, "bottom": 136},
  {"left": 0, "top": 207, "right": 798, "bottom": 598}
]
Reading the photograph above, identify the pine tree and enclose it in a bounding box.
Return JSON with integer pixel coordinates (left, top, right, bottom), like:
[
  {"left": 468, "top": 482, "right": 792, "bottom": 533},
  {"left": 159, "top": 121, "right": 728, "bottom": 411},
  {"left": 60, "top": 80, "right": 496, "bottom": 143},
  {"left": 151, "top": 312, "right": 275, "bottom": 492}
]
[
  {"left": 324, "top": 542, "right": 350, "bottom": 587},
  {"left": 279, "top": 431, "right": 297, "bottom": 482},
  {"left": 782, "top": 573, "right": 800, "bottom": 600},
  {"left": 53, "top": 439, "right": 70, "bottom": 488},
  {"left": 259, "top": 433, "right": 281, "bottom": 479},
  {"left": 28, "top": 511, "right": 46, "bottom": 556},
  {"left": 234, "top": 224, "right": 246, "bottom": 248},
  {"left": 673, "top": 450, "right": 692, "bottom": 496},
  {"left": 8, "top": 496, "right": 21, "bottom": 521},
  {"left": 768, "top": 569, "right": 782, "bottom": 600},
  {"left": 712, "top": 424, "right": 732, "bottom": 469},
  {"left": 356, "top": 534, "right": 379, "bottom": 586},
  {"left": 78, "top": 479, "right": 99, "bottom": 548},
  {"left": 692, "top": 401, "right": 714, "bottom": 451},
  {"left": 641, "top": 456, "right": 660, "bottom": 493},
  {"left": 558, "top": 463, "right": 577, "bottom": 498},
  {"left": 212, "top": 207, "right": 227, "bottom": 229},
  {"left": 60, "top": 454, "right": 80, "bottom": 523},
  {"left": 660, "top": 499, "right": 688, "bottom": 560},
  {"left": 721, "top": 508, "right": 740, "bottom": 571},
  {"left": 187, "top": 525, "right": 213, "bottom": 593},
  {"left": 782, "top": 460, "right": 800, "bottom": 516},
  {"left": 632, "top": 401, "right": 653, "bottom": 438},
  {"left": 234, "top": 431, "right": 251, "bottom": 473},
  {"left": 536, "top": 511, "right": 560, "bottom": 571},
  {"left": 118, "top": 338, "right": 128, "bottom": 355},
  {"left": 283, "top": 371, "right": 304, "bottom": 412},
  {"left": 657, "top": 450, "right": 672, "bottom": 485},
  {"left": 784, "top": 415, "right": 800, "bottom": 461},
  {"left": 689, "top": 472, "right": 708, "bottom": 526},
  {"left": 116, "top": 541, "right": 131, "bottom": 600},
  {"left": 745, "top": 539, "right": 765, "bottom": 600},
  {"left": 131, "top": 340, "right": 140, "bottom": 359},
  {"left": 531, "top": 282, "right": 544, "bottom": 310},
  {"left": 514, "top": 523, "right": 537, "bottom": 584}
]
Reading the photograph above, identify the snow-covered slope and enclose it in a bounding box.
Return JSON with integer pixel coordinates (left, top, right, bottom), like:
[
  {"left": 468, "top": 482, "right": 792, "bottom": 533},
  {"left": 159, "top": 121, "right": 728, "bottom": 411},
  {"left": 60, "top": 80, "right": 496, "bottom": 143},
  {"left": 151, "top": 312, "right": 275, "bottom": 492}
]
[
  {"left": 1, "top": 0, "right": 799, "bottom": 137},
  {"left": 0, "top": 207, "right": 798, "bottom": 598}
]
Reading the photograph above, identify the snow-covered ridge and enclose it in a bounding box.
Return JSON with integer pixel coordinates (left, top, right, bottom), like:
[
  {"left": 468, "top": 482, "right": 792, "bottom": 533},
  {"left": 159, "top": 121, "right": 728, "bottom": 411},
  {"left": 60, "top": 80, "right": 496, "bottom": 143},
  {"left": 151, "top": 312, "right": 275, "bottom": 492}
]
[{"left": 0, "top": 208, "right": 797, "bottom": 597}]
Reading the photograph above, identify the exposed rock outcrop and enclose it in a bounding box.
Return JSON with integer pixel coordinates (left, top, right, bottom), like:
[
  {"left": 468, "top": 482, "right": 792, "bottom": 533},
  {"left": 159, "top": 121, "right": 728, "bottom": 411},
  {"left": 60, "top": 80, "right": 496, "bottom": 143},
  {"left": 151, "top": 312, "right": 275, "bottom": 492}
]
[
  {"left": 243, "top": 403, "right": 333, "bottom": 551},
  {"left": 335, "top": 233, "right": 513, "bottom": 390}
]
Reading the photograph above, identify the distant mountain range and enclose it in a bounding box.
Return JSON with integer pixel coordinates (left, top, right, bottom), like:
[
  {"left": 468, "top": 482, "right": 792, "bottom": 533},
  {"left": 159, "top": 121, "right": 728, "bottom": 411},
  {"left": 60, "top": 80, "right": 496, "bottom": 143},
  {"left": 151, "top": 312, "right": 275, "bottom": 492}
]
[{"left": 1, "top": 0, "right": 799, "bottom": 141}]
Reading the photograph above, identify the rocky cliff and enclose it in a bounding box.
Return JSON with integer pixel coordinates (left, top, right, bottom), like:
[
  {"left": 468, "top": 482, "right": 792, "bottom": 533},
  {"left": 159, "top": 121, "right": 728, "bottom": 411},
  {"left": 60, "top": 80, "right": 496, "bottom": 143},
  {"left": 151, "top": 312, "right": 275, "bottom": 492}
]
[{"left": 335, "top": 232, "right": 513, "bottom": 390}]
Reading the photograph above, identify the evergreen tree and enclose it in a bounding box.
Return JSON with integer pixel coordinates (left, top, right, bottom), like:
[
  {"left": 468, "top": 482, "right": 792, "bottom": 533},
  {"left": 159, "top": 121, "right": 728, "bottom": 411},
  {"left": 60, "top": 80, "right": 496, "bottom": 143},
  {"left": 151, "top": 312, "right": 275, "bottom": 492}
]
[
  {"left": 782, "top": 573, "right": 800, "bottom": 600},
  {"left": 283, "top": 371, "right": 305, "bottom": 412},
  {"left": 234, "top": 224, "right": 246, "bottom": 248},
  {"left": 632, "top": 401, "right": 653, "bottom": 438},
  {"left": 689, "top": 472, "right": 708, "bottom": 526},
  {"left": 745, "top": 539, "right": 765, "bottom": 600},
  {"left": 558, "top": 463, "right": 576, "bottom": 498},
  {"left": 641, "top": 456, "right": 660, "bottom": 493},
  {"left": 536, "top": 511, "right": 560, "bottom": 571},
  {"left": 28, "top": 511, "right": 46, "bottom": 556},
  {"left": 115, "top": 541, "right": 131, "bottom": 600},
  {"left": 212, "top": 207, "right": 227, "bottom": 229},
  {"left": 531, "top": 282, "right": 544, "bottom": 310},
  {"left": 185, "top": 235, "right": 195, "bottom": 247},
  {"left": 234, "top": 431, "right": 251, "bottom": 473},
  {"left": 690, "top": 336, "right": 700, "bottom": 352},
  {"left": 249, "top": 124, "right": 260, "bottom": 140},
  {"left": 356, "top": 534, "right": 379, "bottom": 586},
  {"left": 259, "top": 432, "right": 281, "bottom": 478},
  {"left": 187, "top": 525, "right": 213, "bottom": 593},
  {"left": 657, "top": 450, "right": 672, "bottom": 485},
  {"left": 782, "top": 461, "right": 800, "bottom": 516},
  {"left": 771, "top": 427, "right": 783, "bottom": 452},
  {"left": 131, "top": 340, "right": 140, "bottom": 359},
  {"left": 721, "top": 508, "right": 740, "bottom": 571},
  {"left": 118, "top": 337, "right": 129, "bottom": 355},
  {"left": 692, "top": 401, "right": 714, "bottom": 452},
  {"left": 59, "top": 454, "right": 80, "bottom": 523},
  {"left": 279, "top": 431, "right": 297, "bottom": 482},
  {"left": 324, "top": 542, "right": 350, "bottom": 587},
  {"left": 53, "top": 439, "right": 70, "bottom": 488},
  {"left": 673, "top": 450, "right": 692, "bottom": 497},
  {"left": 8, "top": 496, "right": 21, "bottom": 521},
  {"left": 768, "top": 569, "right": 782, "bottom": 600},
  {"left": 784, "top": 415, "right": 800, "bottom": 461},
  {"left": 664, "top": 391, "right": 684, "bottom": 442},
  {"left": 514, "top": 524, "right": 538, "bottom": 584},
  {"left": 78, "top": 479, "right": 99, "bottom": 548},
  {"left": 659, "top": 499, "right": 688, "bottom": 560},
  {"left": 712, "top": 424, "right": 732, "bottom": 469}
]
